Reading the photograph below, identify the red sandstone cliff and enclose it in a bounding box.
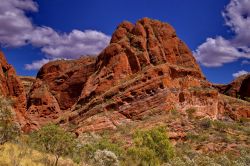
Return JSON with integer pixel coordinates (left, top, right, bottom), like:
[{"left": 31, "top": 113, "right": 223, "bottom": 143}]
[
  {"left": 1, "top": 18, "right": 248, "bottom": 133},
  {"left": 25, "top": 18, "right": 249, "bottom": 133},
  {"left": 0, "top": 51, "right": 31, "bottom": 131}
]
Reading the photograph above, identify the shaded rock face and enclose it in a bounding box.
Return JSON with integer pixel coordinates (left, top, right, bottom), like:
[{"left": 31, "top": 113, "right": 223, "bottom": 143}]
[
  {"left": 0, "top": 51, "right": 30, "bottom": 130},
  {"left": 27, "top": 79, "right": 61, "bottom": 126},
  {"left": 213, "top": 74, "right": 250, "bottom": 101},
  {"left": 26, "top": 57, "right": 96, "bottom": 127},
  {"left": 239, "top": 76, "right": 250, "bottom": 101}
]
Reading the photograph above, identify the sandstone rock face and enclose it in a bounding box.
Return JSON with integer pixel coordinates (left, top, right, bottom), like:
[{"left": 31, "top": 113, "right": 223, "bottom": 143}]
[
  {"left": 27, "top": 57, "right": 96, "bottom": 127},
  {"left": 27, "top": 79, "right": 61, "bottom": 126},
  {"left": 0, "top": 51, "right": 30, "bottom": 130},
  {"left": 65, "top": 18, "right": 229, "bottom": 133},
  {"left": 25, "top": 18, "right": 249, "bottom": 132},
  {"left": 213, "top": 74, "right": 250, "bottom": 101},
  {"left": 19, "top": 76, "right": 36, "bottom": 95}
]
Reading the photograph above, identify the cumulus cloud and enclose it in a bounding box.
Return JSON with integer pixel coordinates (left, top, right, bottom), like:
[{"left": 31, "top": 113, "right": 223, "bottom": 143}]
[
  {"left": 0, "top": 0, "right": 37, "bottom": 47},
  {"left": 38, "top": 29, "right": 110, "bottom": 59},
  {"left": 232, "top": 70, "right": 249, "bottom": 78},
  {"left": 0, "top": 0, "right": 111, "bottom": 70},
  {"left": 194, "top": 0, "right": 250, "bottom": 67}
]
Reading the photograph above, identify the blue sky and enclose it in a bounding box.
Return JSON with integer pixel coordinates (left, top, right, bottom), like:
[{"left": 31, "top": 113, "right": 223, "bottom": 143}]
[{"left": 0, "top": 0, "right": 249, "bottom": 83}]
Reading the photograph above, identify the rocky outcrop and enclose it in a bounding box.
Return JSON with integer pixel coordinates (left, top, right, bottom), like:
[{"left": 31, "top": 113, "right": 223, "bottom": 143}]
[
  {"left": 0, "top": 51, "right": 31, "bottom": 130},
  {"left": 19, "top": 76, "right": 35, "bottom": 95},
  {"left": 26, "top": 57, "right": 96, "bottom": 127},
  {"left": 25, "top": 18, "right": 250, "bottom": 132},
  {"left": 63, "top": 18, "right": 229, "bottom": 133},
  {"left": 213, "top": 74, "right": 250, "bottom": 101}
]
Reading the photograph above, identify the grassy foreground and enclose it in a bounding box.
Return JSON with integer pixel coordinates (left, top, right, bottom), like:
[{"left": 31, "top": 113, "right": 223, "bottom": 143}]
[{"left": 0, "top": 142, "right": 78, "bottom": 166}]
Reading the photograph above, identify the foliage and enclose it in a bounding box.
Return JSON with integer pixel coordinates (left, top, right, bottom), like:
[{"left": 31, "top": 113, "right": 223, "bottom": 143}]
[
  {"left": 165, "top": 151, "right": 250, "bottom": 166},
  {"left": 199, "top": 117, "right": 212, "bottom": 129},
  {"left": 30, "top": 124, "right": 76, "bottom": 166},
  {"left": 71, "top": 127, "right": 174, "bottom": 165},
  {"left": 93, "top": 149, "right": 119, "bottom": 166},
  {"left": 130, "top": 126, "right": 174, "bottom": 164},
  {"left": 81, "top": 137, "right": 124, "bottom": 162},
  {"left": 0, "top": 142, "right": 76, "bottom": 166},
  {"left": 212, "top": 120, "right": 228, "bottom": 132},
  {"left": 0, "top": 96, "right": 20, "bottom": 144},
  {"left": 126, "top": 146, "right": 160, "bottom": 166}
]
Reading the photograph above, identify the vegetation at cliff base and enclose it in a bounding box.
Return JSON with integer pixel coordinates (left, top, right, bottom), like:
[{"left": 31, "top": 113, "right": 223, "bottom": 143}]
[
  {"left": 0, "top": 93, "right": 249, "bottom": 166},
  {"left": 0, "top": 96, "right": 20, "bottom": 145}
]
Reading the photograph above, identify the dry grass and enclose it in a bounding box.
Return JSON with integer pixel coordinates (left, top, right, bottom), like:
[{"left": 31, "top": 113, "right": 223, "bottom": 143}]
[{"left": 0, "top": 142, "right": 79, "bottom": 166}]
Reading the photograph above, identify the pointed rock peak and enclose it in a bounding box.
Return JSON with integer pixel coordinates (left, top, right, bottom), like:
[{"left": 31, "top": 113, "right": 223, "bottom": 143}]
[
  {"left": 0, "top": 50, "right": 9, "bottom": 68},
  {"left": 100, "top": 18, "right": 203, "bottom": 77}
]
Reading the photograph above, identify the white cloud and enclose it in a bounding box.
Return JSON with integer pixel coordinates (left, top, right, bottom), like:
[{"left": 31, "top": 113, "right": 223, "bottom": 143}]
[
  {"left": 223, "top": 0, "right": 250, "bottom": 46},
  {"left": 38, "top": 29, "right": 110, "bottom": 59},
  {"left": 0, "top": 0, "right": 111, "bottom": 70},
  {"left": 0, "top": 0, "right": 37, "bottom": 47},
  {"left": 24, "top": 58, "right": 51, "bottom": 70},
  {"left": 194, "top": 36, "right": 248, "bottom": 67},
  {"left": 232, "top": 70, "right": 249, "bottom": 78},
  {"left": 194, "top": 0, "right": 250, "bottom": 67}
]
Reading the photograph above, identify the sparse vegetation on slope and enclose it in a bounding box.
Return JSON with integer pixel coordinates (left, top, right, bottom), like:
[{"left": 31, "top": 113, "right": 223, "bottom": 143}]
[
  {"left": 29, "top": 124, "right": 77, "bottom": 166},
  {"left": 0, "top": 96, "right": 20, "bottom": 145}
]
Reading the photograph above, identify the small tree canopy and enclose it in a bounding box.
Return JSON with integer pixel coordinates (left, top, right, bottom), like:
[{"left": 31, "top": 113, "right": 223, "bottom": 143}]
[
  {"left": 133, "top": 126, "right": 174, "bottom": 162},
  {"left": 30, "top": 124, "right": 76, "bottom": 166}
]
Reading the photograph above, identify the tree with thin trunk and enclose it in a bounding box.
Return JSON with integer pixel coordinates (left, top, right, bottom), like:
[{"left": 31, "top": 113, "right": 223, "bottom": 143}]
[{"left": 30, "top": 124, "right": 76, "bottom": 166}]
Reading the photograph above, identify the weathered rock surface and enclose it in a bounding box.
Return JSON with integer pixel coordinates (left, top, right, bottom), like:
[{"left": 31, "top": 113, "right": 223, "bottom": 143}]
[
  {"left": 0, "top": 51, "right": 31, "bottom": 130},
  {"left": 22, "top": 18, "right": 250, "bottom": 132},
  {"left": 213, "top": 74, "right": 250, "bottom": 101},
  {"left": 19, "top": 76, "right": 35, "bottom": 95},
  {"left": 26, "top": 57, "right": 96, "bottom": 127},
  {"left": 64, "top": 18, "right": 242, "bottom": 133}
]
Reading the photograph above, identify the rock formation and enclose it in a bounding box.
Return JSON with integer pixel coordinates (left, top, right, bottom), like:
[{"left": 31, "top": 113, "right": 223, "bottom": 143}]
[
  {"left": 3, "top": 18, "right": 248, "bottom": 133},
  {"left": 67, "top": 18, "right": 223, "bottom": 133},
  {"left": 67, "top": 18, "right": 249, "bottom": 133},
  {"left": 19, "top": 76, "right": 36, "bottom": 95},
  {"left": 26, "top": 57, "right": 96, "bottom": 126},
  {"left": 213, "top": 74, "right": 250, "bottom": 101},
  {"left": 0, "top": 51, "right": 31, "bottom": 130}
]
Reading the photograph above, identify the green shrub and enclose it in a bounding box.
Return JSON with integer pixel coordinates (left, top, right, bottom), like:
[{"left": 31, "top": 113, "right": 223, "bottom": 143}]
[
  {"left": 186, "top": 132, "right": 199, "bottom": 141},
  {"left": 132, "top": 126, "right": 174, "bottom": 163},
  {"left": 126, "top": 146, "right": 160, "bottom": 166},
  {"left": 29, "top": 124, "right": 76, "bottom": 166},
  {"left": 212, "top": 120, "right": 228, "bottom": 132},
  {"left": 0, "top": 96, "right": 20, "bottom": 145},
  {"left": 81, "top": 137, "right": 124, "bottom": 162},
  {"left": 186, "top": 132, "right": 209, "bottom": 143},
  {"left": 94, "top": 149, "right": 119, "bottom": 166}
]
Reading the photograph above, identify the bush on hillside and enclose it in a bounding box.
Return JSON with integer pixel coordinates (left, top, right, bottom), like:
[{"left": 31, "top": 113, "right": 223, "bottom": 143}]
[
  {"left": 125, "top": 126, "right": 174, "bottom": 165},
  {"left": 0, "top": 96, "right": 20, "bottom": 145},
  {"left": 29, "top": 124, "right": 76, "bottom": 166},
  {"left": 93, "top": 149, "right": 119, "bottom": 166}
]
